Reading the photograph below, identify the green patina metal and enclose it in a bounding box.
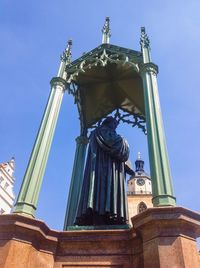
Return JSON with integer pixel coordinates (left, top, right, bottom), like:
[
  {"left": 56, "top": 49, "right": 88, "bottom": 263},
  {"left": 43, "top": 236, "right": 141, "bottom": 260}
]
[
  {"left": 14, "top": 77, "right": 66, "bottom": 217},
  {"left": 63, "top": 135, "right": 88, "bottom": 229},
  {"left": 140, "top": 28, "right": 176, "bottom": 206},
  {"left": 65, "top": 43, "right": 144, "bottom": 134},
  {"left": 14, "top": 18, "right": 176, "bottom": 223},
  {"left": 14, "top": 42, "right": 72, "bottom": 217}
]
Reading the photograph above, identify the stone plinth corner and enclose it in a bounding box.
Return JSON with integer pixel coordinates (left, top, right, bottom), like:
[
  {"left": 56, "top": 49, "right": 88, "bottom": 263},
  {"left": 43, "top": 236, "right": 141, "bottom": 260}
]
[{"left": 131, "top": 206, "right": 200, "bottom": 268}]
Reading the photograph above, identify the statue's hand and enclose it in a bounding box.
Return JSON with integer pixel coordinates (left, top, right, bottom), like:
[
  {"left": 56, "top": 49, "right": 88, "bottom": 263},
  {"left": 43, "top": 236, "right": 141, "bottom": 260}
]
[{"left": 125, "top": 160, "right": 135, "bottom": 176}]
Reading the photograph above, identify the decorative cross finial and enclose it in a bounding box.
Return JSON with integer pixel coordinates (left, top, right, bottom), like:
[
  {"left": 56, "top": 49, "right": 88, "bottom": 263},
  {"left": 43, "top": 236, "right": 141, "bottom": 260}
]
[
  {"left": 135, "top": 152, "right": 144, "bottom": 172},
  {"left": 140, "top": 27, "right": 150, "bottom": 49},
  {"left": 102, "top": 17, "right": 111, "bottom": 44},
  {"left": 61, "top": 39, "right": 72, "bottom": 64}
]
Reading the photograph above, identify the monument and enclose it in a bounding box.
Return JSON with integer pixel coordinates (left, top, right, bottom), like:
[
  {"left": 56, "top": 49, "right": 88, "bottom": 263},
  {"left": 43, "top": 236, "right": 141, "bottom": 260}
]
[{"left": 0, "top": 18, "right": 200, "bottom": 268}]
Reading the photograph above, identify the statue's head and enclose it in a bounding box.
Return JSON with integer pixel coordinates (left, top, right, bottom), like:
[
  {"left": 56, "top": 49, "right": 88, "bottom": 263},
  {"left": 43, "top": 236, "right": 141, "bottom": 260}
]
[{"left": 101, "top": 116, "right": 119, "bottom": 130}]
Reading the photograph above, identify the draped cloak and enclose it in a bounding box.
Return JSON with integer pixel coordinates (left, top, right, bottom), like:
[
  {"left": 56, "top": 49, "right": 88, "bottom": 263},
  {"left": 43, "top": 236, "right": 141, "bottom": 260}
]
[{"left": 75, "top": 123, "right": 130, "bottom": 225}]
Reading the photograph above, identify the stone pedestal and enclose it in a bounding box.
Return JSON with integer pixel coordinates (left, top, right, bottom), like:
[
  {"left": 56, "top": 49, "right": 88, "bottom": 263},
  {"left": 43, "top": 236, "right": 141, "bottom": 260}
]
[
  {"left": 131, "top": 207, "right": 200, "bottom": 268},
  {"left": 0, "top": 207, "right": 200, "bottom": 268},
  {"left": 0, "top": 214, "right": 142, "bottom": 268}
]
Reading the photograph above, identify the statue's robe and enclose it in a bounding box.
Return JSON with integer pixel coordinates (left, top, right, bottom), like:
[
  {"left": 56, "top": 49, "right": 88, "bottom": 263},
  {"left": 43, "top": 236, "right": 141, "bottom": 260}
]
[{"left": 75, "top": 124, "right": 130, "bottom": 225}]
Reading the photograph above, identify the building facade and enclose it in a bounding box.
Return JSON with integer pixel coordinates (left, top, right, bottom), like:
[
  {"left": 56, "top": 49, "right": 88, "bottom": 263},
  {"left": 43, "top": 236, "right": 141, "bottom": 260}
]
[
  {"left": 127, "top": 153, "right": 153, "bottom": 224},
  {"left": 0, "top": 158, "right": 15, "bottom": 214}
]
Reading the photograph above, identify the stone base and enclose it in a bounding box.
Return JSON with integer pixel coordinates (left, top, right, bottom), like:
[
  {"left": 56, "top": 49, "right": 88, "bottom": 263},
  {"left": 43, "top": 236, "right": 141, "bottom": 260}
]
[{"left": 0, "top": 207, "right": 200, "bottom": 268}]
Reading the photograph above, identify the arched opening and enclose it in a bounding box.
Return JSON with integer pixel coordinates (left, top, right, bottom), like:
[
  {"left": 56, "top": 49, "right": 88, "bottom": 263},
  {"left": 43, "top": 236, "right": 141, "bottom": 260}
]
[{"left": 138, "top": 201, "right": 147, "bottom": 213}]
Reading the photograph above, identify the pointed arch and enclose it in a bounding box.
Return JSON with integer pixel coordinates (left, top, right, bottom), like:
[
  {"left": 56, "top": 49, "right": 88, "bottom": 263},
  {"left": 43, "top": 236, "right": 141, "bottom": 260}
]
[{"left": 138, "top": 201, "right": 147, "bottom": 213}]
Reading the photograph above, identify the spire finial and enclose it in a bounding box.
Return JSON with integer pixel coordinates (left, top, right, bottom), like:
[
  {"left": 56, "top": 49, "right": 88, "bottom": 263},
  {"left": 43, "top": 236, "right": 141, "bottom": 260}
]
[
  {"left": 140, "top": 27, "right": 150, "bottom": 49},
  {"left": 102, "top": 17, "right": 111, "bottom": 44},
  {"left": 61, "top": 39, "right": 72, "bottom": 65},
  {"left": 135, "top": 152, "right": 144, "bottom": 172},
  {"left": 58, "top": 39, "right": 72, "bottom": 78}
]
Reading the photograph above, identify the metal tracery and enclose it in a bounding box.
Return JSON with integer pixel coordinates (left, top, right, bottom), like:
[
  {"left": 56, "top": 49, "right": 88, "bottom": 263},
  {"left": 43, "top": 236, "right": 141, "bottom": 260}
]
[{"left": 89, "top": 108, "right": 146, "bottom": 134}]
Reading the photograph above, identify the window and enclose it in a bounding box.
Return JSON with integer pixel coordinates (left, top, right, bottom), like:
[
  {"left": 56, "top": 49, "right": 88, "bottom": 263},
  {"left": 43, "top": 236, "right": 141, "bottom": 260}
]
[
  {"left": 0, "top": 208, "right": 5, "bottom": 214},
  {"left": 0, "top": 177, "right": 3, "bottom": 184},
  {"left": 138, "top": 202, "right": 147, "bottom": 213},
  {"left": 4, "top": 182, "right": 9, "bottom": 190}
]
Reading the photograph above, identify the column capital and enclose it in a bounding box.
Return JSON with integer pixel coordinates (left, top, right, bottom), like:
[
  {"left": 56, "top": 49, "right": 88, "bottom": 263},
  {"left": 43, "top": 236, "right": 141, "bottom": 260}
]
[
  {"left": 50, "top": 77, "right": 67, "bottom": 90},
  {"left": 139, "top": 62, "right": 159, "bottom": 76},
  {"left": 75, "top": 135, "right": 89, "bottom": 145}
]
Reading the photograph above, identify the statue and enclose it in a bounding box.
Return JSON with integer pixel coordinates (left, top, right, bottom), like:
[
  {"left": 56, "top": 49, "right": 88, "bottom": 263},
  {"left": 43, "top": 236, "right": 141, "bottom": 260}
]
[{"left": 75, "top": 116, "right": 133, "bottom": 226}]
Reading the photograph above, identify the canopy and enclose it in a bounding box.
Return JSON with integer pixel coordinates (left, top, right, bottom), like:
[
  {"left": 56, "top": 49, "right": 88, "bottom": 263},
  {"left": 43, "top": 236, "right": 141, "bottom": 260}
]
[{"left": 66, "top": 44, "right": 145, "bottom": 130}]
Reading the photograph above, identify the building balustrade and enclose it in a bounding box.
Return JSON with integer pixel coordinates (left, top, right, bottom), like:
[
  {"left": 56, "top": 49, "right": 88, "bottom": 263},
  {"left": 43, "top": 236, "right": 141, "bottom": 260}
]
[{"left": 127, "top": 191, "right": 152, "bottom": 196}]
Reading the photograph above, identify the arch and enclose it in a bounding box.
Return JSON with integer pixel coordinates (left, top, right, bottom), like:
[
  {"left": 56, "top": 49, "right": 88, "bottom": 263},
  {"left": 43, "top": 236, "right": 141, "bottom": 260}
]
[{"left": 138, "top": 201, "right": 147, "bottom": 213}]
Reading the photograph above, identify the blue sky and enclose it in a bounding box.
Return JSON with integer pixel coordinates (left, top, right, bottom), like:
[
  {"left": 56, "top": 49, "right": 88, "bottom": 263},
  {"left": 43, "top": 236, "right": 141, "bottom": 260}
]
[{"left": 1, "top": 0, "right": 200, "bottom": 232}]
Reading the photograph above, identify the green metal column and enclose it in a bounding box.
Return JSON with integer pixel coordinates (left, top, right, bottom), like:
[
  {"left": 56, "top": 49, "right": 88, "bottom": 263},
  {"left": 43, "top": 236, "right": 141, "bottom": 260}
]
[
  {"left": 14, "top": 41, "right": 72, "bottom": 217},
  {"left": 140, "top": 28, "right": 176, "bottom": 206},
  {"left": 64, "top": 135, "right": 88, "bottom": 229}
]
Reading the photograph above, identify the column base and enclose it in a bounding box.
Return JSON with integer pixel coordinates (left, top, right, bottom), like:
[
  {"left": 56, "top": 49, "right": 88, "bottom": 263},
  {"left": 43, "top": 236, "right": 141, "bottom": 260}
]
[
  {"left": 152, "top": 194, "right": 176, "bottom": 206},
  {"left": 13, "top": 202, "right": 36, "bottom": 218}
]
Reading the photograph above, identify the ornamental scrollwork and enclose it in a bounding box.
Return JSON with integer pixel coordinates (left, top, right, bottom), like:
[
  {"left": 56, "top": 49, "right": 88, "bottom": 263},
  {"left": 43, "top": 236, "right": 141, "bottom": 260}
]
[
  {"left": 89, "top": 108, "right": 146, "bottom": 134},
  {"left": 67, "top": 82, "right": 86, "bottom": 135},
  {"left": 67, "top": 83, "right": 146, "bottom": 135},
  {"left": 67, "top": 49, "right": 140, "bottom": 83}
]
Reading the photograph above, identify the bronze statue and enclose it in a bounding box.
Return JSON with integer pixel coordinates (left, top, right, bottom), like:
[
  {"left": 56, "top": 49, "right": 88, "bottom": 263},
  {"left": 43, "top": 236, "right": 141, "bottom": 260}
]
[{"left": 75, "top": 116, "right": 133, "bottom": 226}]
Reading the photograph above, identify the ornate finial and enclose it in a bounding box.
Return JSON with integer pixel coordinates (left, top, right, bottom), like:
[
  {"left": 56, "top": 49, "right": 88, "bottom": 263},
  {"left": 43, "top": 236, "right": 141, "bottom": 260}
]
[
  {"left": 102, "top": 17, "right": 111, "bottom": 44},
  {"left": 57, "top": 40, "right": 72, "bottom": 78},
  {"left": 61, "top": 39, "right": 72, "bottom": 64},
  {"left": 135, "top": 152, "right": 144, "bottom": 172},
  {"left": 140, "top": 27, "right": 150, "bottom": 49}
]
